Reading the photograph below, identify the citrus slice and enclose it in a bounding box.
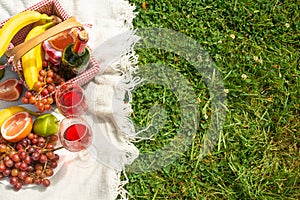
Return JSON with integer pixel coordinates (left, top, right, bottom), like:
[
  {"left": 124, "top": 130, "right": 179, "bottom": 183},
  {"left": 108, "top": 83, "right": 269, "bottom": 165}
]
[
  {"left": 1, "top": 111, "right": 33, "bottom": 142},
  {"left": 48, "top": 29, "right": 76, "bottom": 51},
  {"left": 0, "top": 78, "right": 22, "bottom": 101}
]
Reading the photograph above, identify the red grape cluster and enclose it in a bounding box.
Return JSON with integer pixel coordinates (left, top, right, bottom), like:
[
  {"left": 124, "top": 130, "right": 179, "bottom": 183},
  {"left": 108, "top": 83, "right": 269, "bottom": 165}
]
[
  {"left": 22, "top": 61, "right": 66, "bottom": 112},
  {"left": 0, "top": 133, "right": 60, "bottom": 191}
]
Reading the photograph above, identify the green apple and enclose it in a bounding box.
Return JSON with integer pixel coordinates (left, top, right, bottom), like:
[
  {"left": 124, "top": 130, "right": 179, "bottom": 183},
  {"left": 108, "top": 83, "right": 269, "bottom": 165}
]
[{"left": 33, "top": 113, "right": 60, "bottom": 137}]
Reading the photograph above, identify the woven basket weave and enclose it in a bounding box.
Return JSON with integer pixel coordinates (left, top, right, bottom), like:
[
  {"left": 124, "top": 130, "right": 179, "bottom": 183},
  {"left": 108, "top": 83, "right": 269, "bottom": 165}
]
[{"left": 0, "top": 0, "right": 100, "bottom": 94}]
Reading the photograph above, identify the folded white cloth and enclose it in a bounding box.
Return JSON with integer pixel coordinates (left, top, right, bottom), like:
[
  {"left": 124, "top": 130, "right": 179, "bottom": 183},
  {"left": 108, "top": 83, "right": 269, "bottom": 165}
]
[{"left": 0, "top": 0, "right": 139, "bottom": 199}]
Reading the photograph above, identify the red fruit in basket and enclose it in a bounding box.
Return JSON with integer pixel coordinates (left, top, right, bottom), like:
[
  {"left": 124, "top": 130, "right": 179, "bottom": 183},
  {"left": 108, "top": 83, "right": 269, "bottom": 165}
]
[
  {"left": 48, "top": 29, "right": 76, "bottom": 51},
  {"left": 0, "top": 78, "right": 22, "bottom": 101},
  {"left": 43, "top": 29, "right": 77, "bottom": 65}
]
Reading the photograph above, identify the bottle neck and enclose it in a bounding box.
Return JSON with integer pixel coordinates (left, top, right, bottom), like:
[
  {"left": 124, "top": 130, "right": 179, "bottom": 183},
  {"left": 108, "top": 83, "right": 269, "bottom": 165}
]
[
  {"left": 73, "top": 38, "right": 87, "bottom": 55},
  {"left": 73, "top": 30, "right": 89, "bottom": 55}
]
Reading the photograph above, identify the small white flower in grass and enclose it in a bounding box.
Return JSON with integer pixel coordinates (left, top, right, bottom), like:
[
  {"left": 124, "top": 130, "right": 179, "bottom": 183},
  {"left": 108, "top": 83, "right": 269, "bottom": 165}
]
[
  {"left": 230, "top": 34, "right": 235, "bottom": 39},
  {"left": 253, "top": 56, "right": 263, "bottom": 64},
  {"left": 204, "top": 114, "right": 209, "bottom": 120},
  {"left": 241, "top": 74, "right": 247, "bottom": 80},
  {"left": 224, "top": 89, "right": 229, "bottom": 94},
  {"left": 285, "top": 23, "right": 290, "bottom": 28},
  {"left": 218, "top": 40, "right": 222, "bottom": 44}
]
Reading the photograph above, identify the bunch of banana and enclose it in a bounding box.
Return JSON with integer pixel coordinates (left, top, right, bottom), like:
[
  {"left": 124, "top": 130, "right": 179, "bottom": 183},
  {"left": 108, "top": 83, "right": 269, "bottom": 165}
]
[
  {"left": 22, "top": 21, "right": 55, "bottom": 89},
  {"left": 0, "top": 10, "right": 54, "bottom": 58}
]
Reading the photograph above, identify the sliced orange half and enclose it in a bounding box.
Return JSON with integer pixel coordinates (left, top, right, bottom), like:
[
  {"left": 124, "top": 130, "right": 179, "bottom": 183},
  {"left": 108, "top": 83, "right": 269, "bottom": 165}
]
[
  {"left": 1, "top": 111, "right": 33, "bottom": 142},
  {"left": 48, "top": 29, "right": 76, "bottom": 51}
]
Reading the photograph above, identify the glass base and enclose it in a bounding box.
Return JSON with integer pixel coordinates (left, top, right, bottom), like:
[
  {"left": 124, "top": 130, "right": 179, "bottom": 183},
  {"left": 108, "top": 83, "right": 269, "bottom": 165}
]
[{"left": 73, "top": 145, "right": 98, "bottom": 168}]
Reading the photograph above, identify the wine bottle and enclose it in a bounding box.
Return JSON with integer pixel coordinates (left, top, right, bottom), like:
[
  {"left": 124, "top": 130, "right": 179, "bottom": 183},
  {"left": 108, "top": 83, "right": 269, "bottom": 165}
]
[{"left": 60, "top": 29, "right": 90, "bottom": 80}]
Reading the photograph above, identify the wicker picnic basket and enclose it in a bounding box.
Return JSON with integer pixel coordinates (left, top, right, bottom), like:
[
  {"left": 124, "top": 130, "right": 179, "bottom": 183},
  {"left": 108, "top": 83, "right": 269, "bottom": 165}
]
[{"left": 0, "top": 0, "right": 100, "bottom": 97}]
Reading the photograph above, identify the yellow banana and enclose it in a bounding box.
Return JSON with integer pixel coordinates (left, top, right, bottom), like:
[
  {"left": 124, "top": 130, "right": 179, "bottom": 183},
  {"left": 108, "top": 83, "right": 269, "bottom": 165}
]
[
  {"left": 32, "top": 19, "right": 48, "bottom": 27},
  {"left": 0, "top": 105, "right": 39, "bottom": 129},
  {"left": 0, "top": 10, "right": 52, "bottom": 58},
  {"left": 22, "top": 21, "right": 55, "bottom": 90}
]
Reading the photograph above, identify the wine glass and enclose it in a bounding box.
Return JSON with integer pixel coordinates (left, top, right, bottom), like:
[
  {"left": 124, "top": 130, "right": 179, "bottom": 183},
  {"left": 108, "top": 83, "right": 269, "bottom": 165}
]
[
  {"left": 58, "top": 116, "right": 92, "bottom": 152},
  {"left": 55, "top": 83, "right": 88, "bottom": 117},
  {"left": 57, "top": 116, "right": 97, "bottom": 167}
]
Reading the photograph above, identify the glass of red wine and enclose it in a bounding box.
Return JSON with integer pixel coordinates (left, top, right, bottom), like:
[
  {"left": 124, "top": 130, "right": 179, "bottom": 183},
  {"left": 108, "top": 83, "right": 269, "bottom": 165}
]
[
  {"left": 58, "top": 116, "right": 92, "bottom": 152},
  {"left": 57, "top": 116, "right": 96, "bottom": 167},
  {"left": 55, "top": 83, "right": 88, "bottom": 117}
]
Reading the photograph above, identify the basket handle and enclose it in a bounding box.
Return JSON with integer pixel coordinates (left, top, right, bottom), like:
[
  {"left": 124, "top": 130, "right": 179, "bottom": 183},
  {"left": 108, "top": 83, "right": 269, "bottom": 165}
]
[{"left": 6, "top": 16, "right": 83, "bottom": 70}]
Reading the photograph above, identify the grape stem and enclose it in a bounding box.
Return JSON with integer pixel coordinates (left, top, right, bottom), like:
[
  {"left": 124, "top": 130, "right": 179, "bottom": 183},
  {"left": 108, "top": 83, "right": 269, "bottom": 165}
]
[
  {"left": 0, "top": 144, "right": 14, "bottom": 159},
  {"left": 0, "top": 153, "right": 6, "bottom": 160},
  {"left": 7, "top": 144, "right": 15, "bottom": 151},
  {"left": 52, "top": 146, "right": 64, "bottom": 152},
  {"left": 42, "top": 160, "right": 47, "bottom": 174}
]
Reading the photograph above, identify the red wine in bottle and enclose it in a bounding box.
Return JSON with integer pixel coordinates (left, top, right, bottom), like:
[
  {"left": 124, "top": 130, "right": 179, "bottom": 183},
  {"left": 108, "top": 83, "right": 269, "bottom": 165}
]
[{"left": 60, "top": 30, "right": 91, "bottom": 80}]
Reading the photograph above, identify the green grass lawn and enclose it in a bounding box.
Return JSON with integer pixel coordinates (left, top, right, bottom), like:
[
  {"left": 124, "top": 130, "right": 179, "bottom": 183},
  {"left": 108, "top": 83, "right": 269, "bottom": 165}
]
[{"left": 124, "top": 0, "right": 299, "bottom": 199}]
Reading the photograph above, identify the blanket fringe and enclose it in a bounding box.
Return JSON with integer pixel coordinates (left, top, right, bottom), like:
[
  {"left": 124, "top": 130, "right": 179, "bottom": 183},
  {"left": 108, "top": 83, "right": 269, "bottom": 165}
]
[{"left": 103, "top": 1, "right": 142, "bottom": 199}]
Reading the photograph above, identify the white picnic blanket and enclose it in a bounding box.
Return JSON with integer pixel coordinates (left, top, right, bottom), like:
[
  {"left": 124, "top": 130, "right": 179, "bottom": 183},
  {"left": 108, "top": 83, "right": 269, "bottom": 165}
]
[{"left": 0, "top": 0, "right": 139, "bottom": 199}]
